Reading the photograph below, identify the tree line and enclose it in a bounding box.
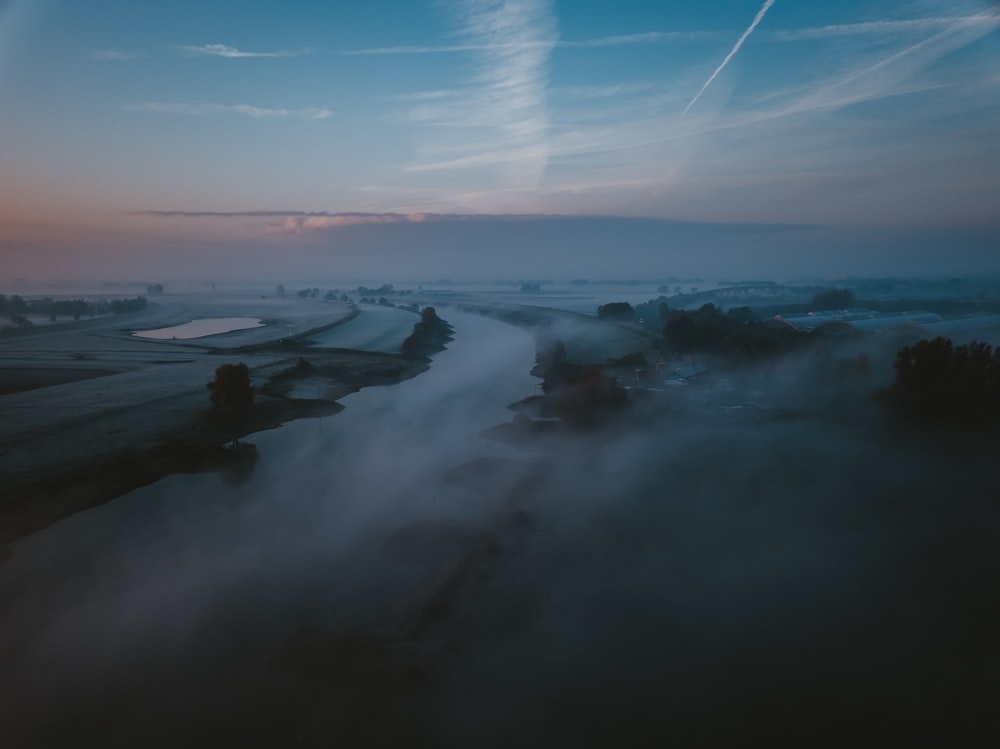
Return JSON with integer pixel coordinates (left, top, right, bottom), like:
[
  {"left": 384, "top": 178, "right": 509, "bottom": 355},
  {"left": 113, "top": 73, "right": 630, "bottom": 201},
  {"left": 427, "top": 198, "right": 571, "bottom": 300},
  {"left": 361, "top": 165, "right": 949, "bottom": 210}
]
[
  {"left": 884, "top": 337, "right": 1000, "bottom": 428},
  {"left": 0, "top": 294, "right": 148, "bottom": 325}
]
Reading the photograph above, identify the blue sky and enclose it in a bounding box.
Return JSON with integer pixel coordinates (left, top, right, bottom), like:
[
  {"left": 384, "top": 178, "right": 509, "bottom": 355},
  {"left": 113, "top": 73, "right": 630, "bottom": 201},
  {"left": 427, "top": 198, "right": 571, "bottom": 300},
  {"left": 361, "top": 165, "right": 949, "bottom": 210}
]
[{"left": 1, "top": 0, "right": 998, "bottom": 280}]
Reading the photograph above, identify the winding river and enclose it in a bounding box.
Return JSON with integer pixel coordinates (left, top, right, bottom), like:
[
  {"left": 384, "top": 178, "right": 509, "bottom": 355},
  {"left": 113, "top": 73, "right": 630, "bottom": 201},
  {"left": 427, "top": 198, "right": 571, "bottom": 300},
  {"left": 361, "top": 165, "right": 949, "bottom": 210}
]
[
  {"left": 5, "top": 305, "right": 985, "bottom": 747},
  {"left": 0, "top": 309, "right": 541, "bottom": 745}
]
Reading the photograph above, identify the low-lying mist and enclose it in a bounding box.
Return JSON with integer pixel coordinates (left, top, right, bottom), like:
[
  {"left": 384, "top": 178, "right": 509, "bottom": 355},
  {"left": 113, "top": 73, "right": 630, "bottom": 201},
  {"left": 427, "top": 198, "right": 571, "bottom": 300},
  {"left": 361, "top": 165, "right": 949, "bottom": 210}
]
[{"left": 1, "top": 309, "right": 997, "bottom": 747}]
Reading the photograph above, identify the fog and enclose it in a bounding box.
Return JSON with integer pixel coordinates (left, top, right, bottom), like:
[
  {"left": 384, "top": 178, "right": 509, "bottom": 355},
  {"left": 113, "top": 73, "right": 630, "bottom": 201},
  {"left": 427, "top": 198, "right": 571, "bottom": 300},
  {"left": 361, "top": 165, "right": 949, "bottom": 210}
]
[
  {"left": 5, "top": 217, "right": 1000, "bottom": 286},
  {"left": 1, "top": 308, "right": 998, "bottom": 746}
]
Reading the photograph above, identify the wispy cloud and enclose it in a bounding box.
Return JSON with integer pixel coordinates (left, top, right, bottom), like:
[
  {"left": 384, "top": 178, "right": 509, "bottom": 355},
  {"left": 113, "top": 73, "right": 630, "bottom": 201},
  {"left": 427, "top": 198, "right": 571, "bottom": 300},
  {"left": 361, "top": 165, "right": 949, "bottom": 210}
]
[
  {"left": 345, "top": 30, "right": 719, "bottom": 56},
  {"left": 403, "top": 0, "right": 559, "bottom": 188},
  {"left": 682, "top": 0, "right": 777, "bottom": 116},
  {"left": 132, "top": 209, "right": 528, "bottom": 234},
  {"left": 127, "top": 102, "right": 332, "bottom": 119},
  {"left": 344, "top": 42, "right": 495, "bottom": 56},
  {"left": 134, "top": 210, "right": 322, "bottom": 218},
  {"left": 269, "top": 213, "right": 437, "bottom": 234},
  {"left": 89, "top": 49, "right": 143, "bottom": 61},
  {"left": 764, "top": 12, "right": 1000, "bottom": 41},
  {"left": 176, "top": 43, "right": 311, "bottom": 58},
  {"left": 344, "top": 13, "right": 1000, "bottom": 59},
  {"left": 510, "top": 6, "right": 1000, "bottom": 222},
  {"left": 767, "top": 13, "right": 1000, "bottom": 118},
  {"left": 552, "top": 82, "right": 660, "bottom": 100},
  {"left": 559, "top": 30, "right": 721, "bottom": 47},
  {"left": 385, "top": 89, "right": 463, "bottom": 102}
]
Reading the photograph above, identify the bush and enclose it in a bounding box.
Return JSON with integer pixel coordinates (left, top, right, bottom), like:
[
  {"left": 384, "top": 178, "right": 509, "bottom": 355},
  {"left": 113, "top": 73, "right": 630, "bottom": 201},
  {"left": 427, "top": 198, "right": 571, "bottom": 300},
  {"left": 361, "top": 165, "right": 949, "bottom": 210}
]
[
  {"left": 207, "top": 363, "right": 255, "bottom": 414},
  {"left": 886, "top": 337, "right": 999, "bottom": 427},
  {"left": 597, "top": 302, "right": 634, "bottom": 321}
]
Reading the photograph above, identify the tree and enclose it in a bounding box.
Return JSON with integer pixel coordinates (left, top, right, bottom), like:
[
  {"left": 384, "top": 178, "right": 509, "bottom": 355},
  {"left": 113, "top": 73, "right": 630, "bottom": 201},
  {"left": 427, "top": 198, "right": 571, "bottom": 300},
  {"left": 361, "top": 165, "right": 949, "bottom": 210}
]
[
  {"left": 597, "top": 302, "right": 634, "bottom": 321},
  {"left": 727, "top": 306, "right": 757, "bottom": 323},
  {"left": 552, "top": 368, "right": 629, "bottom": 428},
  {"left": 401, "top": 307, "right": 453, "bottom": 358},
  {"left": 887, "top": 337, "right": 1000, "bottom": 427},
  {"left": 207, "top": 363, "right": 255, "bottom": 415}
]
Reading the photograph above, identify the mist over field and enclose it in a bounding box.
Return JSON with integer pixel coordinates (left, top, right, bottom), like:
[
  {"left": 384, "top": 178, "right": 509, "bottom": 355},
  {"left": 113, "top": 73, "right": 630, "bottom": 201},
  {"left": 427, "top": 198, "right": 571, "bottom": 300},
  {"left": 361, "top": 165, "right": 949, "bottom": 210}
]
[
  {"left": 5, "top": 218, "right": 1000, "bottom": 285},
  {"left": 3, "top": 300, "right": 999, "bottom": 746},
  {"left": 3, "top": 0, "right": 1000, "bottom": 744}
]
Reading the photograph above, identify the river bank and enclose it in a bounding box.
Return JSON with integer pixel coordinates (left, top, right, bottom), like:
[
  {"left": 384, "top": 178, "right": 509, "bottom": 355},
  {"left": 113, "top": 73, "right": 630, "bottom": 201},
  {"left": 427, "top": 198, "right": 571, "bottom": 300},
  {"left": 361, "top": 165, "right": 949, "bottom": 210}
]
[
  {"left": 0, "top": 295, "right": 435, "bottom": 548},
  {"left": 0, "top": 349, "right": 435, "bottom": 547}
]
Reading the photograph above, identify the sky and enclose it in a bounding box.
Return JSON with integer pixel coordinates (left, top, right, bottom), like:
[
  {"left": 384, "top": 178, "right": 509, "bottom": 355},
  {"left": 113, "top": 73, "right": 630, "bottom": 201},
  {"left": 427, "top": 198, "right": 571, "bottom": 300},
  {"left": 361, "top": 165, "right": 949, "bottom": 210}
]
[{"left": 1, "top": 0, "right": 999, "bottom": 282}]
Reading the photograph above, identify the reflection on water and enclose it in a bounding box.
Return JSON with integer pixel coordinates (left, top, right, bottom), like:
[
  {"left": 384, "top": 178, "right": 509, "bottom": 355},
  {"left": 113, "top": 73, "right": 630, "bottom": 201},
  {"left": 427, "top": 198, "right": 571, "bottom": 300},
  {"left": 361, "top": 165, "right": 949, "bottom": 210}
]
[{"left": 133, "top": 317, "right": 263, "bottom": 339}]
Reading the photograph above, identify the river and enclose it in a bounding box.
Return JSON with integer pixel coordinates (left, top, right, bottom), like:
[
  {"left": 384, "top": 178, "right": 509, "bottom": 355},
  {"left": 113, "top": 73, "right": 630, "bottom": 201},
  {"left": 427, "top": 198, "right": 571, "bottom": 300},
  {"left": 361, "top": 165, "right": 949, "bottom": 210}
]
[{"left": 0, "top": 309, "right": 542, "bottom": 746}]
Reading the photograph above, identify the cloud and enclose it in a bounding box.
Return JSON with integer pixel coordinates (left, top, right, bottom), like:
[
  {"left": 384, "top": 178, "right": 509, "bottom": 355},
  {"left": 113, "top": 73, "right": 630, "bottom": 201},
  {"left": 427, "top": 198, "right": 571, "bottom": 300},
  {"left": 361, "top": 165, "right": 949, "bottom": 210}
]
[
  {"left": 176, "top": 43, "right": 311, "bottom": 58},
  {"left": 400, "top": 0, "right": 559, "bottom": 188},
  {"left": 269, "top": 213, "right": 438, "bottom": 234},
  {"left": 131, "top": 210, "right": 563, "bottom": 235},
  {"left": 682, "top": 0, "right": 777, "bottom": 116},
  {"left": 89, "top": 49, "right": 143, "bottom": 61},
  {"left": 133, "top": 210, "right": 323, "bottom": 218},
  {"left": 346, "top": 30, "right": 721, "bottom": 55},
  {"left": 344, "top": 13, "right": 999, "bottom": 58},
  {"left": 765, "top": 14, "right": 1000, "bottom": 118},
  {"left": 133, "top": 210, "right": 460, "bottom": 232},
  {"left": 387, "top": 89, "right": 463, "bottom": 102},
  {"left": 552, "top": 82, "right": 660, "bottom": 100},
  {"left": 127, "top": 102, "right": 332, "bottom": 119},
  {"left": 764, "top": 12, "right": 1000, "bottom": 41},
  {"left": 559, "top": 30, "right": 721, "bottom": 47},
  {"left": 343, "top": 43, "right": 497, "bottom": 56}
]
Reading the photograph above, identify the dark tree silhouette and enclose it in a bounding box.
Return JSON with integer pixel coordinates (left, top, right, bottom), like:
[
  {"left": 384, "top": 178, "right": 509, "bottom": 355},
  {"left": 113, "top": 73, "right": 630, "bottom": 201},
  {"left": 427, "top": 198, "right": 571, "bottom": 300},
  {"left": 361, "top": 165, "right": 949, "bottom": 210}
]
[
  {"left": 662, "top": 303, "right": 807, "bottom": 366},
  {"left": 887, "top": 337, "right": 1000, "bottom": 427},
  {"left": 597, "top": 302, "right": 635, "bottom": 321},
  {"left": 207, "top": 363, "right": 255, "bottom": 414},
  {"left": 532, "top": 336, "right": 579, "bottom": 394},
  {"left": 552, "top": 368, "right": 629, "bottom": 428},
  {"left": 401, "top": 307, "right": 453, "bottom": 358}
]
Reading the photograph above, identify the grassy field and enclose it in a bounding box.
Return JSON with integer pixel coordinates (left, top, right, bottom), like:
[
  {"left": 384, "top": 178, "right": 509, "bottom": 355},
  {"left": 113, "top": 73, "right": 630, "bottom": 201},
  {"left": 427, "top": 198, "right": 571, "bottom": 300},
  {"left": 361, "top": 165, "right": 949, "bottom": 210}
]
[{"left": 306, "top": 304, "right": 418, "bottom": 353}]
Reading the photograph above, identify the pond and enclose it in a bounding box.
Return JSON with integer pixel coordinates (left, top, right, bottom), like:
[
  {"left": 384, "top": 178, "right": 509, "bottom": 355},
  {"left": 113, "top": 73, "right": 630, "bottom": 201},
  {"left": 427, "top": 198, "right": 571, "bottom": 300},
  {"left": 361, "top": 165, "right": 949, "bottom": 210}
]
[{"left": 133, "top": 317, "right": 263, "bottom": 339}]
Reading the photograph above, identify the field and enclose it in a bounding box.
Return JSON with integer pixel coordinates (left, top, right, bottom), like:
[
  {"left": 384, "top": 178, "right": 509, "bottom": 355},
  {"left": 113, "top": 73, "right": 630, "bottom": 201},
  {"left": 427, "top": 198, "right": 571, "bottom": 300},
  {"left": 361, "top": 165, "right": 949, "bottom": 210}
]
[
  {"left": 0, "top": 293, "right": 356, "bottom": 538},
  {"left": 306, "top": 304, "right": 418, "bottom": 353}
]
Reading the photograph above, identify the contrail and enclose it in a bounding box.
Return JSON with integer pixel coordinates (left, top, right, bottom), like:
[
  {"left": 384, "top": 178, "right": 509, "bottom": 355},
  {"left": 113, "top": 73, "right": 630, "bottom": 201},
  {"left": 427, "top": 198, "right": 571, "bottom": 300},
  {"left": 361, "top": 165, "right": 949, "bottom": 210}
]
[{"left": 682, "top": 0, "right": 777, "bottom": 115}]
